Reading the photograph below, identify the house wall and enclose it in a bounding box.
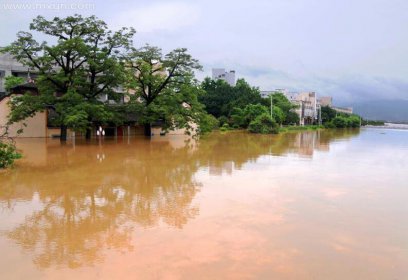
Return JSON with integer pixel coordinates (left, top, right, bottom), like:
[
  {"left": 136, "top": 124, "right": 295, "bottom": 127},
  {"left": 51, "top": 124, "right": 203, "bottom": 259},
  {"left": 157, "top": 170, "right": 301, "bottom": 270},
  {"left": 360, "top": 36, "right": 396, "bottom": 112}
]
[{"left": 0, "top": 96, "right": 47, "bottom": 137}]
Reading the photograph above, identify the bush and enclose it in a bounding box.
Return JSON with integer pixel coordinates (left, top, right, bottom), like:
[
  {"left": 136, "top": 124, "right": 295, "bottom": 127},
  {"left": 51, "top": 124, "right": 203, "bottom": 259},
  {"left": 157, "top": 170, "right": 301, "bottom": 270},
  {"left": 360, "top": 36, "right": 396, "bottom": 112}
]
[
  {"left": 230, "top": 104, "right": 269, "bottom": 128},
  {"left": 348, "top": 115, "right": 361, "bottom": 128},
  {"left": 198, "top": 113, "right": 219, "bottom": 134},
  {"left": 220, "top": 123, "right": 231, "bottom": 132},
  {"left": 329, "top": 115, "right": 361, "bottom": 128},
  {"left": 248, "top": 114, "right": 279, "bottom": 134},
  {"left": 0, "top": 142, "right": 21, "bottom": 169},
  {"left": 332, "top": 116, "right": 346, "bottom": 128},
  {"left": 218, "top": 116, "right": 229, "bottom": 127}
]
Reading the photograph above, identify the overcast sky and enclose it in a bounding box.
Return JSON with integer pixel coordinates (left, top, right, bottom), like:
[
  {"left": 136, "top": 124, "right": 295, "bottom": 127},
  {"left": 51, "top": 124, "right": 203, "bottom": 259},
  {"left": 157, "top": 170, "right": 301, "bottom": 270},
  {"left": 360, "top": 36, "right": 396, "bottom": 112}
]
[{"left": 1, "top": 0, "right": 408, "bottom": 105}]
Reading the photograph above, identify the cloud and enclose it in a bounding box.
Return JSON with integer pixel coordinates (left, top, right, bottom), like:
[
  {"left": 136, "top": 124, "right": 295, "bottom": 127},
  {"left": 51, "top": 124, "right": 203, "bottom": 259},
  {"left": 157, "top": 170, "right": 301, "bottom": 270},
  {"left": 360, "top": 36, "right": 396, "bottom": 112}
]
[
  {"left": 330, "top": 76, "right": 408, "bottom": 104},
  {"left": 112, "top": 2, "right": 200, "bottom": 33}
]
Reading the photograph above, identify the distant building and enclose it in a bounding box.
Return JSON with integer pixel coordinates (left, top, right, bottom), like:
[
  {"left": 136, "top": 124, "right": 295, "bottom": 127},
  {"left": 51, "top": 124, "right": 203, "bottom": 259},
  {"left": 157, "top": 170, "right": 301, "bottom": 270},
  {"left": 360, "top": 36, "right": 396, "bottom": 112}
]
[
  {"left": 332, "top": 106, "right": 353, "bottom": 114},
  {"left": 318, "top": 96, "right": 353, "bottom": 114},
  {"left": 293, "top": 92, "right": 318, "bottom": 125},
  {"left": 260, "top": 89, "right": 296, "bottom": 99},
  {"left": 318, "top": 96, "right": 332, "bottom": 107},
  {"left": 212, "top": 68, "right": 236, "bottom": 86},
  {"left": 260, "top": 90, "right": 274, "bottom": 98}
]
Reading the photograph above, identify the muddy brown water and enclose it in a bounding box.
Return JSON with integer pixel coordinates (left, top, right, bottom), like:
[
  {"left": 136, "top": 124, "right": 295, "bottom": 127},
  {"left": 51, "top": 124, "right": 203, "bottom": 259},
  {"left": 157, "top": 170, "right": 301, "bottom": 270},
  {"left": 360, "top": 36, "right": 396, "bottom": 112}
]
[{"left": 0, "top": 128, "right": 407, "bottom": 279}]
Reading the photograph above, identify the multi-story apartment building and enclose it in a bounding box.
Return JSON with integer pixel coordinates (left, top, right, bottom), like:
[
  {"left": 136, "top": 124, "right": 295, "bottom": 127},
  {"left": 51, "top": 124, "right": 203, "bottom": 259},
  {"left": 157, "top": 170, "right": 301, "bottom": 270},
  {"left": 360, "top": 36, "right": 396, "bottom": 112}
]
[
  {"left": 292, "top": 92, "right": 318, "bottom": 125},
  {"left": 212, "top": 68, "right": 236, "bottom": 86}
]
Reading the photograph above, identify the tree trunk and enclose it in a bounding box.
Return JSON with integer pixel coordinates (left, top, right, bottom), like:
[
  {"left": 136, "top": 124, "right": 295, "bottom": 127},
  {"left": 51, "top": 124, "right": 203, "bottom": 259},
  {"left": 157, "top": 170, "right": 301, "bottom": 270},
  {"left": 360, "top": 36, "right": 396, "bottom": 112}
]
[
  {"left": 86, "top": 128, "right": 91, "bottom": 140},
  {"left": 144, "top": 123, "right": 152, "bottom": 137},
  {"left": 60, "top": 125, "right": 67, "bottom": 142}
]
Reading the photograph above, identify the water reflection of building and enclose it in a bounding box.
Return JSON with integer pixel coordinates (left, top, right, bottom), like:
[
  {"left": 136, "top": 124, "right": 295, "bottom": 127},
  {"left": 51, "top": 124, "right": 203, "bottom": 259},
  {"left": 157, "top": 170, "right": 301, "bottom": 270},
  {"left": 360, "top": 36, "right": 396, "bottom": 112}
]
[{"left": 292, "top": 131, "right": 329, "bottom": 157}]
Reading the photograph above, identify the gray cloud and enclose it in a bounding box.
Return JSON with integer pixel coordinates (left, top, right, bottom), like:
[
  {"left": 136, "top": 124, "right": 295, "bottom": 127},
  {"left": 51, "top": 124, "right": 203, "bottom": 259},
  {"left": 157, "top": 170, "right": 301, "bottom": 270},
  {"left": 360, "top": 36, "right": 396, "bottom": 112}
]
[{"left": 1, "top": 0, "right": 408, "bottom": 104}]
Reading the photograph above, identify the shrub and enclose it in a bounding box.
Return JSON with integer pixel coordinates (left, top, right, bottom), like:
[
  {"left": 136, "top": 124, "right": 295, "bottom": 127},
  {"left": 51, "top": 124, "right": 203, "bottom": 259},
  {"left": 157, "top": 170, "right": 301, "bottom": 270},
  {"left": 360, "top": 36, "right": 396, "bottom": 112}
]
[
  {"left": 332, "top": 116, "right": 348, "bottom": 128},
  {"left": 230, "top": 104, "right": 269, "bottom": 128},
  {"left": 218, "top": 116, "right": 229, "bottom": 126},
  {"left": 329, "top": 115, "right": 361, "bottom": 128},
  {"left": 0, "top": 142, "right": 21, "bottom": 169},
  {"left": 198, "top": 113, "right": 219, "bottom": 134},
  {"left": 348, "top": 115, "right": 361, "bottom": 127},
  {"left": 220, "top": 123, "right": 230, "bottom": 132},
  {"left": 248, "top": 114, "right": 279, "bottom": 134}
]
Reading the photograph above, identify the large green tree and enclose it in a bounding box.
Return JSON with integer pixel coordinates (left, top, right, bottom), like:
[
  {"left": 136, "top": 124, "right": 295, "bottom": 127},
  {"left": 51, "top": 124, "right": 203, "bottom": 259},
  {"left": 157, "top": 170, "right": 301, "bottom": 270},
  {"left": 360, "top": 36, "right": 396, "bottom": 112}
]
[
  {"left": 1, "top": 14, "right": 134, "bottom": 141},
  {"left": 125, "top": 45, "right": 204, "bottom": 136},
  {"left": 199, "top": 78, "right": 264, "bottom": 118}
]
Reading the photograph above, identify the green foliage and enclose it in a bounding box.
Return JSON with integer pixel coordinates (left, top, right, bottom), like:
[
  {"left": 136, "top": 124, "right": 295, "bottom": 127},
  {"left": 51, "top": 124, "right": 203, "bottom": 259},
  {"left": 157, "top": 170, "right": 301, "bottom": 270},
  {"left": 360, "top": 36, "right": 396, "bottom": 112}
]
[
  {"left": 268, "top": 93, "right": 299, "bottom": 125},
  {"left": 230, "top": 104, "right": 269, "bottom": 128},
  {"left": 285, "top": 110, "right": 300, "bottom": 125},
  {"left": 4, "top": 76, "right": 25, "bottom": 92},
  {"left": 362, "top": 119, "right": 385, "bottom": 126},
  {"left": 272, "top": 106, "right": 285, "bottom": 125},
  {"left": 248, "top": 114, "right": 279, "bottom": 134},
  {"left": 220, "top": 123, "right": 231, "bottom": 132},
  {"left": 327, "top": 115, "right": 361, "bottom": 128},
  {"left": 321, "top": 106, "right": 337, "bottom": 124},
  {"left": 61, "top": 91, "right": 114, "bottom": 131},
  {"left": 218, "top": 116, "right": 229, "bottom": 127},
  {"left": 197, "top": 113, "right": 219, "bottom": 134},
  {"left": 347, "top": 115, "right": 361, "bottom": 128},
  {"left": 199, "top": 78, "right": 264, "bottom": 118},
  {"left": 2, "top": 14, "right": 134, "bottom": 141},
  {"left": 125, "top": 45, "right": 203, "bottom": 135},
  {"left": 0, "top": 142, "right": 21, "bottom": 169}
]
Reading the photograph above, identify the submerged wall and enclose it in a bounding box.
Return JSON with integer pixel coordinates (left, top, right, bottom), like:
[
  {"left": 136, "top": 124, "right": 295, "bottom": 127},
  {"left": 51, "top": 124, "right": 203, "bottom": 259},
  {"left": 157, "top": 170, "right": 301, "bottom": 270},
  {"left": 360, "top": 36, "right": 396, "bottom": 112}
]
[{"left": 0, "top": 96, "right": 47, "bottom": 138}]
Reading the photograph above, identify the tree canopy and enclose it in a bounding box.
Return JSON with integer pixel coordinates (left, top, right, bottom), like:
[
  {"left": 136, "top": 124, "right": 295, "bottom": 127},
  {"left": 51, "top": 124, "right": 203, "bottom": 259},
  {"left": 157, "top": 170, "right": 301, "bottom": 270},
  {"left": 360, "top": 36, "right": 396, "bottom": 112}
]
[
  {"left": 4, "top": 76, "right": 25, "bottom": 92},
  {"left": 1, "top": 14, "right": 135, "bottom": 141},
  {"left": 199, "top": 78, "right": 265, "bottom": 118},
  {"left": 125, "top": 45, "right": 206, "bottom": 136}
]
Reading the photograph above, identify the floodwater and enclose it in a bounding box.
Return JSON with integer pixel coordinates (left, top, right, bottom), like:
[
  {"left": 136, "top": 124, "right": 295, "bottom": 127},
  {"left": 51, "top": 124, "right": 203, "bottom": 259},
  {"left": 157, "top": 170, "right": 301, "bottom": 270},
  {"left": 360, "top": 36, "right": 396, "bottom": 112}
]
[{"left": 0, "top": 128, "right": 407, "bottom": 280}]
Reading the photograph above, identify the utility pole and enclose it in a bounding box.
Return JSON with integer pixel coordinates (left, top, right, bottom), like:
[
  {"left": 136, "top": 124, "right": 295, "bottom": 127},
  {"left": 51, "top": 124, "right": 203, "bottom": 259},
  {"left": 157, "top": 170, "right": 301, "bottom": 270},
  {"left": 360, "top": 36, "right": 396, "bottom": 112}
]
[
  {"left": 270, "top": 93, "right": 273, "bottom": 119},
  {"left": 319, "top": 105, "right": 322, "bottom": 125}
]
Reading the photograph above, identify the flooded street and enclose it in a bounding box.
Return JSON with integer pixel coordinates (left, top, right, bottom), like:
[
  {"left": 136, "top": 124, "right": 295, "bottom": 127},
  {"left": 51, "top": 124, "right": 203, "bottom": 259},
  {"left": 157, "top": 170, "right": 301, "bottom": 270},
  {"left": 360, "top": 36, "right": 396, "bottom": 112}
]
[{"left": 0, "top": 128, "right": 407, "bottom": 279}]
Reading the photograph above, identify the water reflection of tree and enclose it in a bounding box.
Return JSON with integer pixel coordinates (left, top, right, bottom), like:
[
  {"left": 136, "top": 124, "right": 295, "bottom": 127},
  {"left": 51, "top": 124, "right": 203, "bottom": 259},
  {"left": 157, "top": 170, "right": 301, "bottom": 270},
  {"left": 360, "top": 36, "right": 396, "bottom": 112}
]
[
  {"left": 195, "top": 129, "right": 360, "bottom": 170},
  {"left": 0, "top": 139, "right": 201, "bottom": 268},
  {"left": 0, "top": 129, "right": 360, "bottom": 269}
]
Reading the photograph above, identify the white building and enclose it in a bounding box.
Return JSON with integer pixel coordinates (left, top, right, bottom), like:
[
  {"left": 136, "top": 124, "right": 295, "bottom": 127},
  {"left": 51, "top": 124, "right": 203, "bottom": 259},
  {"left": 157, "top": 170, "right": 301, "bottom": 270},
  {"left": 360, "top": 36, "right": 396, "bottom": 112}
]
[
  {"left": 260, "top": 90, "right": 274, "bottom": 98},
  {"left": 261, "top": 89, "right": 319, "bottom": 125},
  {"left": 293, "top": 92, "right": 318, "bottom": 125},
  {"left": 212, "top": 68, "right": 236, "bottom": 86}
]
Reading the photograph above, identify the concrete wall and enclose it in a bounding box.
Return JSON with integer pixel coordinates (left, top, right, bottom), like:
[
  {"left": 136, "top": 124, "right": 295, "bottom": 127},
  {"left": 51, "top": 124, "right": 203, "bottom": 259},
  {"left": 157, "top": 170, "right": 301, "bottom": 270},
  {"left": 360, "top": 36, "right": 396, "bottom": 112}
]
[{"left": 0, "top": 96, "right": 47, "bottom": 137}]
